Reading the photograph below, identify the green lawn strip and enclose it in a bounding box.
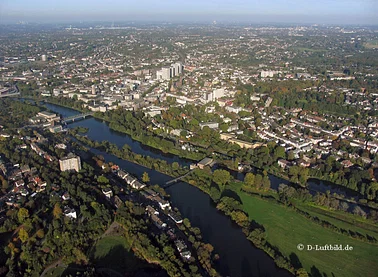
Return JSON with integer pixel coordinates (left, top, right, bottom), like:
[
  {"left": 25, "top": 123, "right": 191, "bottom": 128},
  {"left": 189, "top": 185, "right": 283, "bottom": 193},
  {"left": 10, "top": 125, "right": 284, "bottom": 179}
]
[
  {"left": 293, "top": 201, "right": 378, "bottom": 238},
  {"left": 235, "top": 189, "right": 378, "bottom": 277},
  {"left": 90, "top": 235, "right": 147, "bottom": 274}
]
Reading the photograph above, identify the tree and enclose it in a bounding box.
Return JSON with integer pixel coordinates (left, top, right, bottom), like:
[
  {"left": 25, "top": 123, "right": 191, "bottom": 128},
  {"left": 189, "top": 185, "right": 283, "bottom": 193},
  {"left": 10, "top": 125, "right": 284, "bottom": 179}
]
[
  {"left": 254, "top": 174, "right": 263, "bottom": 189},
  {"left": 262, "top": 176, "right": 271, "bottom": 190},
  {"left": 274, "top": 146, "right": 286, "bottom": 160},
  {"left": 180, "top": 130, "right": 188, "bottom": 138},
  {"left": 53, "top": 203, "right": 63, "bottom": 219},
  {"left": 296, "top": 268, "right": 309, "bottom": 277},
  {"left": 210, "top": 186, "right": 221, "bottom": 202},
  {"left": 244, "top": 173, "right": 255, "bottom": 187},
  {"left": 7, "top": 242, "right": 19, "bottom": 257},
  {"left": 18, "top": 228, "right": 29, "bottom": 243},
  {"left": 255, "top": 117, "right": 262, "bottom": 127},
  {"left": 142, "top": 172, "right": 150, "bottom": 183},
  {"left": 352, "top": 206, "right": 367, "bottom": 218},
  {"left": 219, "top": 123, "right": 229, "bottom": 132},
  {"left": 36, "top": 229, "right": 45, "bottom": 239},
  {"left": 17, "top": 208, "right": 29, "bottom": 223},
  {"left": 339, "top": 202, "right": 349, "bottom": 212},
  {"left": 183, "top": 218, "right": 191, "bottom": 229},
  {"left": 213, "top": 170, "right": 231, "bottom": 191},
  {"left": 97, "top": 175, "right": 109, "bottom": 184},
  {"left": 172, "top": 162, "right": 180, "bottom": 171},
  {"left": 287, "top": 151, "right": 295, "bottom": 161},
  {"left": 298, "top": 168, "right": 309, "bottom": 184},
  {"left": 0, "top": 175, "right": 8, "bottom": 190},
  {"left": 72, "top": 248, "right": 88, "bottom": 264}
]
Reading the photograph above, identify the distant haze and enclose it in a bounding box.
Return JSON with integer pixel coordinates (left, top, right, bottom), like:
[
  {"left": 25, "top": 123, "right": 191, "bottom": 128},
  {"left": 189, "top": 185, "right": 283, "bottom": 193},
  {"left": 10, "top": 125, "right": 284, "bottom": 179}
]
[{"left": 1, "top": 0, "right": 377, "bottom": 25}]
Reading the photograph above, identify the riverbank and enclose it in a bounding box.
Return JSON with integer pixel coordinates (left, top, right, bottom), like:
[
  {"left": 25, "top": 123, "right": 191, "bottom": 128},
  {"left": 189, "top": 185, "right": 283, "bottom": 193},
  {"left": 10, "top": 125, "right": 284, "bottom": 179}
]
[
  {"left": 73, "top": 132, "right": 378, "bottom": 276},
  {"left": 70, "top": 138, "right": 293, "bottom": 276},
  {"left": 28, "top": 96, "right": 372, "bottom": 207},
  {"left": 233, "top": 185, "right": 378, "bottom": 277},
  {"left": 34, "top": 98, "right": 378, "bottom": 274},
  {"left": 78, "top": 133, "right": 378, "bottom": 277},
  {"left": 68, "top": 136, "right": 221, "bottom": 277},
  {"left": 71, "top": 130, "right": 189, "bottom": 179},
  {"left": 37, "top": 96, "right": 206, "bottom": 162}
]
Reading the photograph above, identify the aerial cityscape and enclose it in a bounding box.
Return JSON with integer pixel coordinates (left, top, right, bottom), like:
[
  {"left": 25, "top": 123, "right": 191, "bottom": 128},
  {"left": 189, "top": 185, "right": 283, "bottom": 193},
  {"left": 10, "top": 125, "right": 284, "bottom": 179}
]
[{"left": 0, "top": 1, "right": 378, "bottom": 277}]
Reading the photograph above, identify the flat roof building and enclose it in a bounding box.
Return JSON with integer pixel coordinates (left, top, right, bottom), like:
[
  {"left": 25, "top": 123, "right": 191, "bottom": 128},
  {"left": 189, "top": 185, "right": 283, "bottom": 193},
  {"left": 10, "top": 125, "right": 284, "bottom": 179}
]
[
  {"left": 197, "top": 157, "right": 213, "bottom": 169},
  {"left": 59, "top": 153, "right": 81, "bottom": 172}
]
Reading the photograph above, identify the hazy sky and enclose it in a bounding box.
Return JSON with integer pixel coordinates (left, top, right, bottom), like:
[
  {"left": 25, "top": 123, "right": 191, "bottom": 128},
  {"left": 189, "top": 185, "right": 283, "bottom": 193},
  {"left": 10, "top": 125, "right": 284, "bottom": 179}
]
[{"left": 0, "top": 0, "right": 377, "bottom": 24}]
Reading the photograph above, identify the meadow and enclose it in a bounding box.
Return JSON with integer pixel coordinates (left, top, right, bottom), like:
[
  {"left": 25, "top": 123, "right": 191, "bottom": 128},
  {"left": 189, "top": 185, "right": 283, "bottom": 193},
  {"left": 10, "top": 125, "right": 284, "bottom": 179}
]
[{"left": 230, "top": 183, "right": 378, "bottom": 277}]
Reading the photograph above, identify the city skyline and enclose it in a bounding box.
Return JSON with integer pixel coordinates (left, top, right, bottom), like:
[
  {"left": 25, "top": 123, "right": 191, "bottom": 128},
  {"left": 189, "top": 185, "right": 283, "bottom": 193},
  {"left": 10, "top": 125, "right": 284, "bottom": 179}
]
[{"left": 1, "top": 0, "right": 378, "bottom": 25}]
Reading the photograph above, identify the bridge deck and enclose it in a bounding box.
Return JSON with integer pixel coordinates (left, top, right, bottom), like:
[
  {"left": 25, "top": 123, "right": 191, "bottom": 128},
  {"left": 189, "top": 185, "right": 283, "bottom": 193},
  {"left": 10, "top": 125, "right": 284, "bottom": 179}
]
[
  {"left": 164, "top": 170, "right": 193, "bottom": 187},
  {"left": 62, "top": 112, "right": 94, "bottom": 123}
]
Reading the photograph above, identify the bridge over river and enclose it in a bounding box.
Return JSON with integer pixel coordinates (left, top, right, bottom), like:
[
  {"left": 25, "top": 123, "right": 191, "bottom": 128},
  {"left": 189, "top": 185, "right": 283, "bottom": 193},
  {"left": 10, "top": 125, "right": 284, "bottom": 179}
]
[
  {"left": 62, "top": 112, "right": 94, "bottom": 124},
  {"left": 162, "top": 170, "right": 194, "bottom": 188}
]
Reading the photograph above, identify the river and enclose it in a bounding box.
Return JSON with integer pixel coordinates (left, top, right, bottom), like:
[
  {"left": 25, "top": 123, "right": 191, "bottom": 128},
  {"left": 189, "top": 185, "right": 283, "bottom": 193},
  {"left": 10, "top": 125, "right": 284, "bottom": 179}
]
[
  {"left": 43, "top": 102, "right": 293, "bottom": 276},
  {"left": 45, "top": 103, "right": 192, "bottom": 167},
  {"left": 43, "top": 101, "right": 377, "bottom": 275},
  {"left": 42, "top": 102, "right": 367, "bottom": 203}
]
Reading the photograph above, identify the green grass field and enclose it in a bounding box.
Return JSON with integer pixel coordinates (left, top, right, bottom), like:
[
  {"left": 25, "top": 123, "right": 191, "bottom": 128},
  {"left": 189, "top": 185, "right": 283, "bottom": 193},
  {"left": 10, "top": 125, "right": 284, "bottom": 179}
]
[
  {"left": 43, "top": 234, "right": 151, "bottom": 277},
  {"left": 294, "top": 201, "right": 378, "bottom": 239},
  {"left": 229, "top": 184, "right": 378, "bottom": 277},
  {"left": 91, "top": 235, "right": 147, "bottom": 274}
]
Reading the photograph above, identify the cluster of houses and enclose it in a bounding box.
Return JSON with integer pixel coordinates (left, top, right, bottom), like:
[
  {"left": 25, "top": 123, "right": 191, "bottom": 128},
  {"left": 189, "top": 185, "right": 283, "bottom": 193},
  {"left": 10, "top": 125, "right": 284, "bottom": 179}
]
[
  {"left": 0, "top": 129, "right": 81, "bottom": 220},
  {"left": 1, "top": 159, "right": 78, "bottom": 219},
  {"left": 145, "top": 205, "right": 191, "bottom": 260},
  {"left": 63, "top": 206, "right": 77, "bottom": 219},
  {"left": 117, "top": 169, "right": 146, "bottom": 190},
  {"left": 141, "top": 188, "right": 171, "bottom": 210},
  {"left": 111, "top": 164, "right": 191, "bottom": 260},
  {"left": 174, "top": 239, "right": 192, "bottom": 260},
  {"left": 0, "top": 160, "right": 46, "bottom": 207},
  {"left": 146, "top": 205, "right": 167, "bottom": 230},
  {"left": 30, "top": 142, "right": 55, "bottom": 162}
]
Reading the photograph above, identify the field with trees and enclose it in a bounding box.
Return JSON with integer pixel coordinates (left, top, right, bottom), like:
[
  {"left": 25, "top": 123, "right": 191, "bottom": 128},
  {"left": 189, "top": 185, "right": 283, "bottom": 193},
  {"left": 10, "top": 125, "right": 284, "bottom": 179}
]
[
  {"left": 232, "top": 183, "right": 378, "bottom": 277},
  {"left": 90, "top": 235, "right": 154, "bottom": 275}
]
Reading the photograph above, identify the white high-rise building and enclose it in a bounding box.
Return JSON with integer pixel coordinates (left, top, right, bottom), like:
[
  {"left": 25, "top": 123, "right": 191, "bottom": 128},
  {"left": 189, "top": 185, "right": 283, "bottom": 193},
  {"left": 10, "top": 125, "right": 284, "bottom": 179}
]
[
  {"left": 59, "top": 154, "right": 81, "bottom": 172},
  {"left": 204, "top": 92, "right": 213, "bottom": 102},
  {"left": 170, "top": 67, "right": 176, "bottom": 78},
  {"left": 261, "top": 70, "right": 279, "bottom": 78},
  {"left": 156, "top": 62, "right": 183, "bottom": 81},
  {"left": 156, "top": 69, "right": 163, "bottom": 80},
  {"left": 173, "top": 62, "right": 183, "bottom": 75},
  {"left": 41, "top": 55, "right": 47, "bottom": 62},
  {"left": 212, "top": 88, "right": 226, "bottom": 99},
  {"left": 162, "top": 67, "right": 171, "bottom": 80}
]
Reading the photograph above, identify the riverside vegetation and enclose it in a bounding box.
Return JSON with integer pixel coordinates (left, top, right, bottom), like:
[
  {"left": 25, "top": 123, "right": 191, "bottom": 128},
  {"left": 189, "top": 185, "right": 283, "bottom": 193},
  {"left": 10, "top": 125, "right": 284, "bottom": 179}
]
[
  {"left": 71, "top": 132, "right": 378, "bottom": 276},
  {"left": 0, "top": 125, "right": 220, "bottom": 277},
  {"left": 21, "top": 97, "right": 378, "bottom": 276},
  {"left": 41, "top": 96, "right": 378, "bottom": 208}
]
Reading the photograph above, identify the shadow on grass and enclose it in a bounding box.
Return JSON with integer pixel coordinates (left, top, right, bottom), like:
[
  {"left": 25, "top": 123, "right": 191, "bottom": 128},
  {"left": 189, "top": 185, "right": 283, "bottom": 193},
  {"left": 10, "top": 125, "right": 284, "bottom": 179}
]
[
  {"left": 289, "top": 252, "right": 302, "bottom": 269},
  {"left": 221, "top": 189, "right": 243, "bottom": 203},
  {"left": 93, "top": 244, "right": 168, "bottom": 277},
  {"left": 310, "top": 265, "right": 322, "bottom": 277}
]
